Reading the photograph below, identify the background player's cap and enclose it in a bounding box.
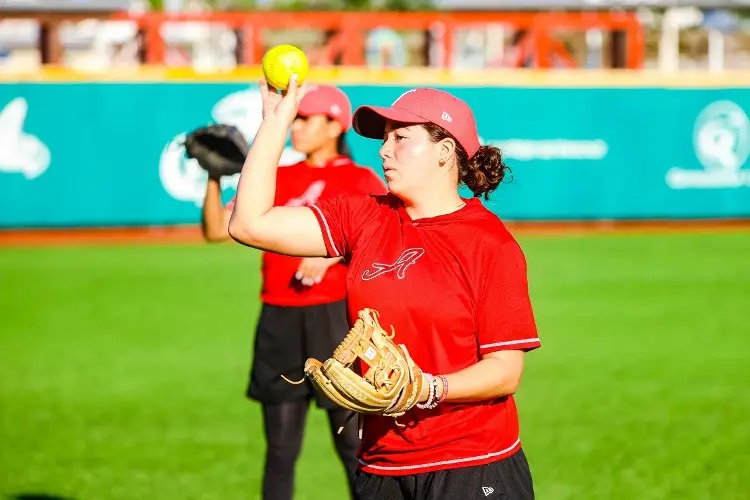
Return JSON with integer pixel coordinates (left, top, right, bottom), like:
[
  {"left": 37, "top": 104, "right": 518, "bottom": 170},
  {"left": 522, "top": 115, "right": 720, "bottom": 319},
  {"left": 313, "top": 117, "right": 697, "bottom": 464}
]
[
  {"left": 352, "top": 88, "right": 481, "bottom": 159},
  {"left": 298, "top": 84, "right": 353, "bottom": 131}
]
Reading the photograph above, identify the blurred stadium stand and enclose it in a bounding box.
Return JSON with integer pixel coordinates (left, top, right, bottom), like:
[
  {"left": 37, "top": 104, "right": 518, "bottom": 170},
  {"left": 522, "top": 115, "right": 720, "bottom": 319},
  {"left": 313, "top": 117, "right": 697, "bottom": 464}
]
[{"left": 0, "top": 0, "right": 749, "bottom": 71}]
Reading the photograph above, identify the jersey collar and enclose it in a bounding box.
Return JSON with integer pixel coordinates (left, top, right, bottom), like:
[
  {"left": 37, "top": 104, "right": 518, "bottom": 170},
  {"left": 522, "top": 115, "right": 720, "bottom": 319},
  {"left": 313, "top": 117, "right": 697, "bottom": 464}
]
[
  {"left": 395, "top": 196, "right": 482, "bottom": 225},
  {"left": 304, "top": 155, "right": 354, "bottom": 169}
]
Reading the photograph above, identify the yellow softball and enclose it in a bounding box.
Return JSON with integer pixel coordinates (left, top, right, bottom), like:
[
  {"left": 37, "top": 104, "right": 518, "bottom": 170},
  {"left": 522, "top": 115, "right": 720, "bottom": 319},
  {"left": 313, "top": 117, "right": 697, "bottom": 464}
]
[{"left": 262, "top": 44, "right": 309, "bottom": 91}]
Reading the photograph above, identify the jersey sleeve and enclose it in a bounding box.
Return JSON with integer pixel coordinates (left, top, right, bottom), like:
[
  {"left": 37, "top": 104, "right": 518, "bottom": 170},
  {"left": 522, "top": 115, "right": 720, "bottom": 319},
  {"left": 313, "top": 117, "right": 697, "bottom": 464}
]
[
  {"left": 476, "top": 237, "right": 541, "bottom": 355},
  {"left": 309, "top": 194, "right": 379, "bottom": 260}
]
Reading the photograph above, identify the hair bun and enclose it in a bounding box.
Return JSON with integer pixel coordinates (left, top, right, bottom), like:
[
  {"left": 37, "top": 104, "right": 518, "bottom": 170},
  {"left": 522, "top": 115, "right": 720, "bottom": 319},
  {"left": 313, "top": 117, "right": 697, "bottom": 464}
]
[{"left": 461, "top": 145, "right": 511, "bottom": 200}]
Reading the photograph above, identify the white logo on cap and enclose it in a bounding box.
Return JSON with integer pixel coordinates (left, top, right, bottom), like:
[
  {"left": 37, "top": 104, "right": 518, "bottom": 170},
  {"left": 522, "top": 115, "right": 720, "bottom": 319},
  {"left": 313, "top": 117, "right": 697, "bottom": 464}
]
[
  {"left": 441, "top": 111, "right": 453, "bottom": 123},
  {"left": 330, "top": 104, "right": 341, "bottom": 115}
]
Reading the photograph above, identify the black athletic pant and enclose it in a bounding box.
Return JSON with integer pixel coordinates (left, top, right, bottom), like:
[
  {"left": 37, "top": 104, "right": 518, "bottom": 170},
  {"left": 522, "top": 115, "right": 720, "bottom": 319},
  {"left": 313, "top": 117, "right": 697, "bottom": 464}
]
[
  {"left": 248, "top": 301, "right": 360, "bottom": 500},
  {"left": 261, "top": 400, "right": 360, "bottom": 500},
  {"left": 354, "top": 449, "right": 535, "bottom": 500}
]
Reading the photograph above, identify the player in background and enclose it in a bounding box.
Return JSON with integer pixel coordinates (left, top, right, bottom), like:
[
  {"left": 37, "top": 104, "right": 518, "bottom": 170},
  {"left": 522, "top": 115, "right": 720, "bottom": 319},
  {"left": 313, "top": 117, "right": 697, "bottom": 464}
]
[
  {"left": 227, "top": 77, "right": 540, "bottom": 500},
  {"left": 201, "top": 84, "right": 387, "bottom": 500}
]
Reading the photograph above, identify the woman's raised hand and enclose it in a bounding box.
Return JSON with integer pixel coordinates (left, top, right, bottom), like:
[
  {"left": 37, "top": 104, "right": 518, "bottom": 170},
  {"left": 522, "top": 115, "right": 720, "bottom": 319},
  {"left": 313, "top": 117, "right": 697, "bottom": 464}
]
[{"left": 260, "top": 74, "right": 305, "bottom": 127}]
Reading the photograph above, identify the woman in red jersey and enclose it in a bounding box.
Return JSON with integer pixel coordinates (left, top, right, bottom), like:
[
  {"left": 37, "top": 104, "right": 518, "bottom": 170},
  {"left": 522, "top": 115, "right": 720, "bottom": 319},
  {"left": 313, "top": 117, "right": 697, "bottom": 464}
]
[
  {"left": 228, "top": 76, "right": 540, "bottom": 500},
  {"left": 201, "top": 83, "right": 386, "bottom": 500}
]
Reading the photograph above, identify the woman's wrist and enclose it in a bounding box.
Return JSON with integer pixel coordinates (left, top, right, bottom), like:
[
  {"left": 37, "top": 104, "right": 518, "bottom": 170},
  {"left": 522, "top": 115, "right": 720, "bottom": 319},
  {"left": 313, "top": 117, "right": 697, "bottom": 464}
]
[
  {"left": 416, "top": 373, "right": 448, "bottom": 410},
  {"left": 437, "top": 375, "right": 448, "bottom": 404},
  {"left": 261, "top": 114, "right": 294, "bottom": 131}
]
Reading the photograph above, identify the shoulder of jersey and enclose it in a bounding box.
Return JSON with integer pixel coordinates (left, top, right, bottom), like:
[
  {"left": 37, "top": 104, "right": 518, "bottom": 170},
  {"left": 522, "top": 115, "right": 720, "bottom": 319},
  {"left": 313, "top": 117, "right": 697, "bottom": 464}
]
[
  {"left": 362, "top": 192, "right": 397, "bottom": 215},
  {"left": 464, "top": 203, "right": 517, "bottom": 244},
  {"left": 278, "top": 159, "right": 306, "bottom": 170}
]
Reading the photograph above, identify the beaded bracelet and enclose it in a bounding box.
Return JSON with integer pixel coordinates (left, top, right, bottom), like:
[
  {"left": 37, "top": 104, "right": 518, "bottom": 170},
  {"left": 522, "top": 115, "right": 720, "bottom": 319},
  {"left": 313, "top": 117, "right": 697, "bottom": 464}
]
[
  {"left": 416, "top": 373, "right": 435, "bottom": 409},
  {"left": 424, "top": 377, "right": 441, "bottom": 410},
  {"left": 438, "top": 375, "right": 448, "bottom": 404}
]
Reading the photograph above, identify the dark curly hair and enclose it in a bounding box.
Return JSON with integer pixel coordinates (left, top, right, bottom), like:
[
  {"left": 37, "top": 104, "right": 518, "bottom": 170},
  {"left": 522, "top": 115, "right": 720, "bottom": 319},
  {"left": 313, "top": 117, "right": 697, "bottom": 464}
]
[{"left": 422, "top": 123, "right": 512, "bottom": 200}]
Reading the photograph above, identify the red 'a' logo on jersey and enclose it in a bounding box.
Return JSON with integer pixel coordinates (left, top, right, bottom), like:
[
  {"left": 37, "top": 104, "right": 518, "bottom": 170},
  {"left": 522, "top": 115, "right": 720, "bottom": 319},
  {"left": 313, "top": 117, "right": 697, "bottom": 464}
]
[{"left": 361, "top": 248, "right": 425, "bottom": 281}]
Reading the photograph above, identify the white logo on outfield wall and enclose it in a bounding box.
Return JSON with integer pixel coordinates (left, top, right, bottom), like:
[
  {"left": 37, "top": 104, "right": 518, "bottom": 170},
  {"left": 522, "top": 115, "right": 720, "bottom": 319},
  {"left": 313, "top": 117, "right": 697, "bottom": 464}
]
[
  {"left": 480, "top": 136, "right": 608, "bottom": 161},
  {"left": 0, "top": 97, "right": 51, "bottom": 179},
  {"left": 666, "top": 101, "right": 750, "bottom": 189},
  {"left": 159, "top": 88, "right": 305, "bottom": 207}
]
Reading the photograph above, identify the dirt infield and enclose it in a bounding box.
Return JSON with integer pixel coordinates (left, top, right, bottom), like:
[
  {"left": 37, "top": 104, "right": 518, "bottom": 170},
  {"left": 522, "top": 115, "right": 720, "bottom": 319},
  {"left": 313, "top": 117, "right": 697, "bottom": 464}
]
[
  {"left": 0, "top": 226, "right": 205, "bottom": 247},
  {"left": 0, "top": 220, "right": 748, "bottom": 247}
]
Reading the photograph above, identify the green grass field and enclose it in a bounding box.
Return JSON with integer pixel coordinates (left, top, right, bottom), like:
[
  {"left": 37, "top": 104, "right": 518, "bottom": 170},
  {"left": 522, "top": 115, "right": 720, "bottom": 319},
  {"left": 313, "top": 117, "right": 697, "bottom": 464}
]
[{"left": 1, "top": 231, "right": 749, "bottom": 500}]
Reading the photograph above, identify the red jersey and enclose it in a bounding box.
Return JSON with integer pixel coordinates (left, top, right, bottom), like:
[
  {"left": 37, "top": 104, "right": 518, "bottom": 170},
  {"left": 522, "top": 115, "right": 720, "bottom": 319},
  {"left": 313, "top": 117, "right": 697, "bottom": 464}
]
[
  {"left": 309, "top": 194, "right": 541, "bottom": 475},
  {"left": 228, "top": 156, "right": 386, "bottom": 307}
]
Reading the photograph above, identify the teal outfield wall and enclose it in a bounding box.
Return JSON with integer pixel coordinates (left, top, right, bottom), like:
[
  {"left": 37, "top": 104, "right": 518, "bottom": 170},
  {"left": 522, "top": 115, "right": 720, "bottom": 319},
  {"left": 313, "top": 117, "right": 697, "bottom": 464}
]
[{"left": 1, "top": 82, "right": 749, "bottom": 228}]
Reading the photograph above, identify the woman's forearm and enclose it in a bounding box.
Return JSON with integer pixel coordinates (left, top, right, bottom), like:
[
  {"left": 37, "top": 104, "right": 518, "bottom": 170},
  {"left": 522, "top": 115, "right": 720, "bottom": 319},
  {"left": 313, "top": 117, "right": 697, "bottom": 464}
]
[
  {"left": 420, "top": 352, "right": 524, "bottom": 405},
  {"left": 201, "top": 178, "right": 230, "bottom": 242},
  {"left": 228, "top": 117, "right": 288, "bottom": 237},
  {"left": 443, "top": 357, "right": 521, "bottom": 402},
  {"left": 227, "top": 78, "right": 328, "bottom": 257}
]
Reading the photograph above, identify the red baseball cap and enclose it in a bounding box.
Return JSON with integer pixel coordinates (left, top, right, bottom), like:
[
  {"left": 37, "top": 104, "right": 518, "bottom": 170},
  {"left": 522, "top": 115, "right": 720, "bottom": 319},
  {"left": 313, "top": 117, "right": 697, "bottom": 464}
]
[
  {"left": 298, "top": 84, "right": 353, "bottom": 131},
  {"left": 352, "top": 88, "right": 481, "bottom": 158}
]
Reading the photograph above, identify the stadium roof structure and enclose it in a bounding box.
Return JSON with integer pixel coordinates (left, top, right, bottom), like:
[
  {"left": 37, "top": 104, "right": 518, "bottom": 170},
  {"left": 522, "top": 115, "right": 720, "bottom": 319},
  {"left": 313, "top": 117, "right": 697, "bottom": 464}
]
[
  {"left": 0, "top": 0, "right": 131, "bottom": 65},
  {"left": 433, "top": 0, "right": 750, "bottom": 8},
  {"left": 0, "top": 0, "right": 130, "bottom": 11}
]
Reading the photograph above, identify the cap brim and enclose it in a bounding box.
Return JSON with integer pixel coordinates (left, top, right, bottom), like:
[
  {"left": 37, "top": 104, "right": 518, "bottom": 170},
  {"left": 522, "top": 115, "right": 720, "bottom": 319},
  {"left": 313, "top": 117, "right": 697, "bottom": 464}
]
[
  {"left": 352, "top": 106, "right": 430, "bottom": 140},
  {"left": 297, "top": 104, "right": 352, "bottom": 131}
]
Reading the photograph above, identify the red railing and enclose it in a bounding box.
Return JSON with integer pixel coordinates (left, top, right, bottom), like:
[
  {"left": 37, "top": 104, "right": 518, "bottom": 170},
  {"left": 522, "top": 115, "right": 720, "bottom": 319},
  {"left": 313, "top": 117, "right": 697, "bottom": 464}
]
[{"left": 112, "top": 10, "right": 645, "bottom": 69}]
